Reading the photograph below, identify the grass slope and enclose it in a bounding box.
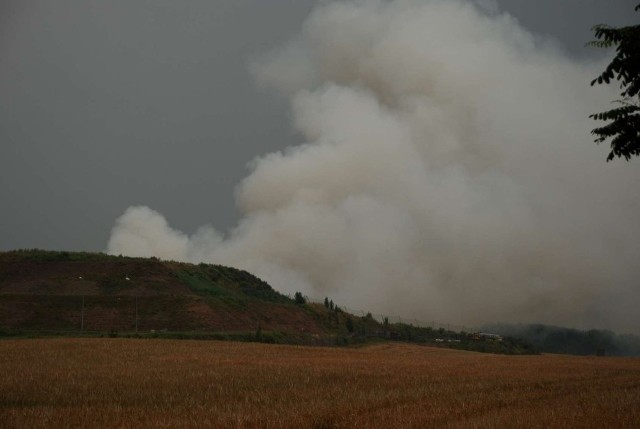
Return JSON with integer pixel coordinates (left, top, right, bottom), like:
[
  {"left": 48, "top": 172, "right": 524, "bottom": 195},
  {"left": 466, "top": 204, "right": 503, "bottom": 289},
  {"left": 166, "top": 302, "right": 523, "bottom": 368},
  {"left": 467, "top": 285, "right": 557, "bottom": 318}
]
[
  {"left": 0, "top": 250, "right": 535, "bottom": 353},
  {"left": 0, "top": 250, "right": 338, "bottom": 343}
]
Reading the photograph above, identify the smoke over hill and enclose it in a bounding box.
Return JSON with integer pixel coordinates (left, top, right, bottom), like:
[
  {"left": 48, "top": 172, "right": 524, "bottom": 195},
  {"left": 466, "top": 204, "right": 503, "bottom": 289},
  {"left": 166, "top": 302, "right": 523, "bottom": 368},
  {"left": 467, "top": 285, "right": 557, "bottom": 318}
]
[{"left": 108, "top": 0, "right": 640, "bottom": 333}]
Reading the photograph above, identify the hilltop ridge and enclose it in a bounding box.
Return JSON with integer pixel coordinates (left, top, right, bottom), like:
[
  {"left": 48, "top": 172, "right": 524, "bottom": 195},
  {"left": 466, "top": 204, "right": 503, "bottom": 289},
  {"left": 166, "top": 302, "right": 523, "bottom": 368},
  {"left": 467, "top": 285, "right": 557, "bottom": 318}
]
[
  {"left": 0, "top": 250, "right": 535, "bottom": 353},
  {"left": 0, "top": 250, "right": 332, "bottom": 341}
]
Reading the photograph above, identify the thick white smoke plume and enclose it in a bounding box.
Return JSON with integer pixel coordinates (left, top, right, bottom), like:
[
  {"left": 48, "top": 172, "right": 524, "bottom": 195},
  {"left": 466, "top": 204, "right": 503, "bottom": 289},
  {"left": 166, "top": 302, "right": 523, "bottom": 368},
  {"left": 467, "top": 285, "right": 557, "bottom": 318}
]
[{"left": 108, "top": 0, "right": 640, "bottom": 332}]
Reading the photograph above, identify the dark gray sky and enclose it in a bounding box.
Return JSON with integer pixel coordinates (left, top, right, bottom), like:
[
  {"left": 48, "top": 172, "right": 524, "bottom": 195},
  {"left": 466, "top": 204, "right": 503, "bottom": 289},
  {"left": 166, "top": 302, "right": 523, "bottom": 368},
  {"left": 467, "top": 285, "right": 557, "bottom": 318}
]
[{"left": 1, "top": 0, "right": 637, "bottom": 252}]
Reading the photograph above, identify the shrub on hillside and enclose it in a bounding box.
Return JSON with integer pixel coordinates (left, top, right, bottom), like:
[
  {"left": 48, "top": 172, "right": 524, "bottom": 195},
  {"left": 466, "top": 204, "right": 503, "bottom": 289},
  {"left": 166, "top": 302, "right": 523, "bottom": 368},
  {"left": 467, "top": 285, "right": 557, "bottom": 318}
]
[{"left": 294, "top": 292, "right": 306, "bottom": 305}]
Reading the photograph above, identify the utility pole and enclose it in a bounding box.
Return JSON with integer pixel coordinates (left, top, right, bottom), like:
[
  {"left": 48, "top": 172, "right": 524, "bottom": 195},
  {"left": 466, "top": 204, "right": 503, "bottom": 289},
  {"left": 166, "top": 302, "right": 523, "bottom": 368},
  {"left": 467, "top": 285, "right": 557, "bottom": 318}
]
[
  {"left": 81, "top": 295, "right": 84, "bottom": 331},
  {"left": 135, "top": 296, "right": 138, "bottom": 334}
]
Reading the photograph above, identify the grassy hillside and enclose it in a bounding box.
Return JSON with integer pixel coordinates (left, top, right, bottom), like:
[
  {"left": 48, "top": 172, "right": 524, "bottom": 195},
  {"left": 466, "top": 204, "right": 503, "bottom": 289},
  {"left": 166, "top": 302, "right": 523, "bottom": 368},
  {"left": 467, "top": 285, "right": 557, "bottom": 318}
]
[
  {"left": 0, "top": 250, "right": 535, "bottom": 353},
  {"left": 0, "top": 250, "right": 340, "bottom": 343}
]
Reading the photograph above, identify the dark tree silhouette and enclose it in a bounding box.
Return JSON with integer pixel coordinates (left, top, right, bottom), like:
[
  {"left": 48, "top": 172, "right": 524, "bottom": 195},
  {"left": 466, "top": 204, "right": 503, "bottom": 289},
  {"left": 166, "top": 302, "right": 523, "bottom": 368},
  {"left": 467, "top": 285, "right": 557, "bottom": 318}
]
[
  {"left": 589, "top": 4, "right": 640, "bottom": 161},
  {"left": 294, "top": 291, "right": 306, "bottom": 305}
]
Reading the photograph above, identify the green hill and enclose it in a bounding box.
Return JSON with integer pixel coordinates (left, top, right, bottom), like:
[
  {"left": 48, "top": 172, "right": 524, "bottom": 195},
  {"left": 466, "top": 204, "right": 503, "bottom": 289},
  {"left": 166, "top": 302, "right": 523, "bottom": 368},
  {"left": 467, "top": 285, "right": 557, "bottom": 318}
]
[
  {"left": 0, "top": 250, "right": 351, "bottom": 344},
  {"left": 0, "top": 250, "right": 536, "bottom": 353}
]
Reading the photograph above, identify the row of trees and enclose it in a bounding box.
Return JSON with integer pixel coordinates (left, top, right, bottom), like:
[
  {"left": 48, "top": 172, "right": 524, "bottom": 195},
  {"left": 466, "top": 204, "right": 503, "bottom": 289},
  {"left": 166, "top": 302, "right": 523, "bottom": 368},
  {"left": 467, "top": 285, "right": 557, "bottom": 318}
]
[{"left": 484, "top": 323, "right": 640, "bottom": 356}]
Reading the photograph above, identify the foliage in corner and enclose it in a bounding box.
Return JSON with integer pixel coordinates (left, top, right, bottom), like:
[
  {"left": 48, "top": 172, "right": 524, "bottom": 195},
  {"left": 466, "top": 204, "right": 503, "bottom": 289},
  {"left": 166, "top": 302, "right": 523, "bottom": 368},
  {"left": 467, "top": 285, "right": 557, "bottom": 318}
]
[{"left": 589, "top": 4, "right": 640, "bottom": 161}]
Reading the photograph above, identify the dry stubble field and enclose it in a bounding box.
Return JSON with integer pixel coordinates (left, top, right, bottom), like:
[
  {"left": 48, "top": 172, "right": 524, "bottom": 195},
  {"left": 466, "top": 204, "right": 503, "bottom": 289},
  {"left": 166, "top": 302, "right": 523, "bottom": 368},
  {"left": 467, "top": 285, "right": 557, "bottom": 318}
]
[{"left": 1, "top": 339, "right": 639, "bottom": 428}]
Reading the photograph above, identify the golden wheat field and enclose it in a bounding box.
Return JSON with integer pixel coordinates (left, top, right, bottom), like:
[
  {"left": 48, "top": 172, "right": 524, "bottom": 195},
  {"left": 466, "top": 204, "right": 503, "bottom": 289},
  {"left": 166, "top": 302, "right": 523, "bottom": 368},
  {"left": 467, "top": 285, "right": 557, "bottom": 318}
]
[{"left": 0, "top": 339, "right": 639, "bottom": 428}]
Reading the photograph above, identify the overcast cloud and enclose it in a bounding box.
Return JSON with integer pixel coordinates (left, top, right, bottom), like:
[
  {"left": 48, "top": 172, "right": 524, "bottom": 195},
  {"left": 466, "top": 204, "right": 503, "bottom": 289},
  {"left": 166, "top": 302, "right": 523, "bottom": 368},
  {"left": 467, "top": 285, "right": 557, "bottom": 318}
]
[{"left": 1, "top": 0, "right": 637, "bottom": 251}]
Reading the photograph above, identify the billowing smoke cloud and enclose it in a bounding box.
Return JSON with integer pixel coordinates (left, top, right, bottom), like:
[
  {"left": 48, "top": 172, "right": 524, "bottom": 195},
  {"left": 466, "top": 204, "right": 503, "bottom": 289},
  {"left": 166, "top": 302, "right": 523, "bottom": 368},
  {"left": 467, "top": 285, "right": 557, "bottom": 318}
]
[{"left": 108, "top": 0, "right": 640, "bottom": 332}]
